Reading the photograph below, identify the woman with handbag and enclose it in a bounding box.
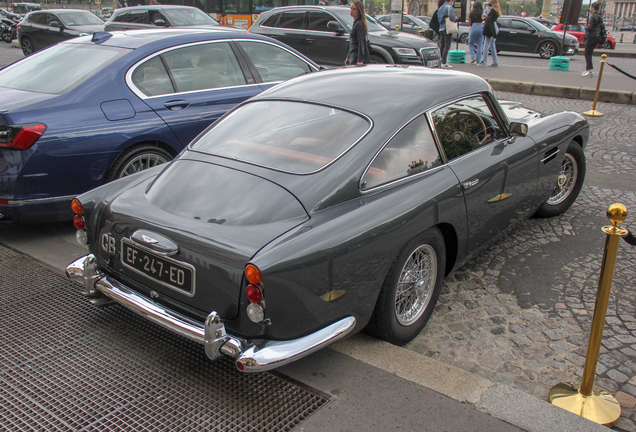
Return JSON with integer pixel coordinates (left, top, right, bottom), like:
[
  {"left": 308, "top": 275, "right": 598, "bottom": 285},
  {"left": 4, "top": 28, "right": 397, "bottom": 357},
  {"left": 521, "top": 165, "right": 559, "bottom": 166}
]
[
  {"left": 346, "top": 0, "right": 370, "bottom": 65},
  {"left": 480, "top": 0, "right": 500, "bottom": 67},
  {"left": 437, "top": 0, "right": 457, "bottom": 69}
]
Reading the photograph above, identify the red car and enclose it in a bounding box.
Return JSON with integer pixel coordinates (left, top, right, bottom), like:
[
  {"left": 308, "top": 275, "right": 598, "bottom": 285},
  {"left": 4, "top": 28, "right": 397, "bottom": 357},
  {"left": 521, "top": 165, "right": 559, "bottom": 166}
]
[{"left": 551, "top": 22, "right": 615, "bottom": 49}]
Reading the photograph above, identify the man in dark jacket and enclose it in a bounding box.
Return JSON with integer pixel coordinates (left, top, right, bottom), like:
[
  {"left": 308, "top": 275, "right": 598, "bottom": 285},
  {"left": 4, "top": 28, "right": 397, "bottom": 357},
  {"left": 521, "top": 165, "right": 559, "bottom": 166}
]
[{"left": 582, "top": 2, "right": 602, "bottom": 77}]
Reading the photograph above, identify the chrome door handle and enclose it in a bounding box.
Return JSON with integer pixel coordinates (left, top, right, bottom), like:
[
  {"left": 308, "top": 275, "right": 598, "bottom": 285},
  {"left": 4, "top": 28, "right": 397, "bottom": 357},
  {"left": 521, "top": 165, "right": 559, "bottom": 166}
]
[
  {"left": 462, "top": 179, "right": 479, "bottom": 189},
  {"left": 164, "top": 100, "right": 190, "bottom": 110}
]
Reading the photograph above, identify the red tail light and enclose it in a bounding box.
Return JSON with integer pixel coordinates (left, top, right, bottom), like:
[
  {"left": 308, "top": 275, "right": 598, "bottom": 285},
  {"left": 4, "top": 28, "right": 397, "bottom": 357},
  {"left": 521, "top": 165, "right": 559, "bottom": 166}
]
[
  {"left": 0, "top": 123, "right": 47, "bottom": 150},
  {"left": 246, "top": 284, "right": 263, "bottom": 303},
  {"left": 73, "top": 215, "right": 86, "bottom": 230}
]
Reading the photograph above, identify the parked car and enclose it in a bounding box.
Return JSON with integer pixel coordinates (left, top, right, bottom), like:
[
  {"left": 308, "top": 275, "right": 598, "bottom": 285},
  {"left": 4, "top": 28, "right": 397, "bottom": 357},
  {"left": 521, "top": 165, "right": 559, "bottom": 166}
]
[
  {"left": 11, "top": 2, "right": 40, "bottom": 16},
  {"left": 18, "top": 9, "right": 105, "bottom": 55},
  {"left": 453, "top": 21, "right": 470, "bottom": 43},
  {"left": 0, "top": 29, "right": 318, "bottom": 223},
  {"left": 416, "top": 15, "right": 432, "bottom": 25},
  {"left": 376, "top": 13, "right": 429, "bottom": 34},
  {"left": 250, "top": 6, "right": 440, "bottom": 67},
  {"left": 618, "top": 24, "right": 636, "bottom": 31},
  {"left": 104, "top": 5, "right": 229, "bottom": 32},
  {"left": 497, "top": 16, "right": 579, "bottom": 58},
  {"left": 68, "top": 65, "right": 588, "bottom": 373},
  {"left": 529, "top": 16, "right": 554, "bottom": 27},
  {"left": 551, "top": 22, "right": 615, "bottom": 49}
]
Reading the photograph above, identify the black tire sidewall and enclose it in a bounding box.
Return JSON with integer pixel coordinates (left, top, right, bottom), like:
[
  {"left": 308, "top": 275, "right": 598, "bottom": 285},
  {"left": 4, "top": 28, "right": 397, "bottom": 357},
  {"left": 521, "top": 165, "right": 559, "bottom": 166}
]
[
  {"left": 369, "top": 54, "right": 386, "bottom": 64},
  {"left": 535, "top": 141, "right": 586, "bottom": 218},
  {"left": 369, "top": 228, "right": 446, "bottom": 345}
]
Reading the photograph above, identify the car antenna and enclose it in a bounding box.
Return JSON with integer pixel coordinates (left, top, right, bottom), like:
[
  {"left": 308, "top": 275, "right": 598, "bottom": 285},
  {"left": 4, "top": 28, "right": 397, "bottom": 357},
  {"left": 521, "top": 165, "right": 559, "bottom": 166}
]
[{"left": 91, "top": 32, "right": 113, "bottom": 44}]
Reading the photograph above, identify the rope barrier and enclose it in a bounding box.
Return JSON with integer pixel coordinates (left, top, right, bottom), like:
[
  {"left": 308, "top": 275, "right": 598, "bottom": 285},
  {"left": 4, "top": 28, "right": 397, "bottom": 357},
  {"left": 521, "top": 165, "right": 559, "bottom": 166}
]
[
  {"left": 623, "top": 229, "right": 636, "bottom": 246},
  {"left": 606, "top": 61, "right": 636, "bottom": 80}
]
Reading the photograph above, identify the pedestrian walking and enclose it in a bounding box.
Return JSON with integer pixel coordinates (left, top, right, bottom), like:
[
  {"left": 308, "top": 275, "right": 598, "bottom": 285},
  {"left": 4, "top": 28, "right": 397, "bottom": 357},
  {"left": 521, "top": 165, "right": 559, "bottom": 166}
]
[
  {"left": 437, "top": 0, "right": 457, "bottom": 68},
  {"left": 346, "top": 0, "right": 370, "bottom": 65},
  {"left": 467, "top": 1, "right": 484, "bottom": 64},
  {"left": 480, "top": 0, "right": 500, "bottom": 67},
  {"left": 582, "top": 2, "right": 603, "bottom": 77}
]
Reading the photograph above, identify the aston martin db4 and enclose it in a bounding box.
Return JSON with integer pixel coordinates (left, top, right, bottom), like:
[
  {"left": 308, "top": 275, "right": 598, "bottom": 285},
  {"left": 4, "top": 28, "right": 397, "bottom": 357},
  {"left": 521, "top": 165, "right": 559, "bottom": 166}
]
[{"left": 67, "top": 66, "right": 588, "bottom": 372}]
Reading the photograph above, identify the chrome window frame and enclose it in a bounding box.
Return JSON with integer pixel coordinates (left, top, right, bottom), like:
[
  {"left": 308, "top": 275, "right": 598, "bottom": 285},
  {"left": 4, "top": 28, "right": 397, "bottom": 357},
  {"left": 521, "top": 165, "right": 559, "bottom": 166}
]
[
  {"left": 359, "top": 92, "right": 509, "bottom": 193},
  {"left": 188, "top": 97, "right": 373, "bottom": 176},
  {"left": 125, "top": 39, "right": 258, "bottom": 100}
]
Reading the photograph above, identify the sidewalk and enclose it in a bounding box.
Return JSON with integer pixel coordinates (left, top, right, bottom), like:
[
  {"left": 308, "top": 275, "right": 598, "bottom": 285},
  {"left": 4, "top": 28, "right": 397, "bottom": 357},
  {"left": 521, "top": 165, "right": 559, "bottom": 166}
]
[{"left": 449, "top": 57, "right": 636, "bottom": 105}]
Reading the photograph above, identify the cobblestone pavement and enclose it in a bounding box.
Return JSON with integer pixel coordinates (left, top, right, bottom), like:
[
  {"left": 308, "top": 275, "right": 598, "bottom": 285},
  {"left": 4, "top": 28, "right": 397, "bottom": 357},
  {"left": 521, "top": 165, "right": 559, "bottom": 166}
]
[{"left": 407, "top": 94, "right": 636, "bottom": 431}]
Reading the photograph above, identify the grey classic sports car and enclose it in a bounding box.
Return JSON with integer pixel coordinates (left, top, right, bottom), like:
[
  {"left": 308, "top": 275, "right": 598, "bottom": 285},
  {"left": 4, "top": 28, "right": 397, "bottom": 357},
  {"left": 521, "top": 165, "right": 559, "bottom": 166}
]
[{"left": 67, "top": 66, "right": 588, "bottom": 373}]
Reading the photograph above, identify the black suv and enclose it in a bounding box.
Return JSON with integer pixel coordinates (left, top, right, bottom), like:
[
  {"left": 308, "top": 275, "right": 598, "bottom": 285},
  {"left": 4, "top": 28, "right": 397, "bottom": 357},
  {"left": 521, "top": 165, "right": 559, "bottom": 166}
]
[
  {"left": 104, "top": 5, "right": 237, "bottom": 32},
  {"left": 496, "top": 16, "right": 579, "bottom": 58},
  {"left": 250, "top": 6, "right": 440, "bottom": 67}
]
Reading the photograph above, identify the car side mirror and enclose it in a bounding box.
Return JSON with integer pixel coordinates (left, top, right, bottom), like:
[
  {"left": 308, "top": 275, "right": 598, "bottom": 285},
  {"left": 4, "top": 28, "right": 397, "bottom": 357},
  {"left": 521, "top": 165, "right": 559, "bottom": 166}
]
[
  {"left": 327, "top": 20, "right": 345, "bottom": 34},
  {"left": 510, "top": 121, "right": 528, "bottom": 137},
  {"left": 49, "top": 20, "right": 61, "bottom": 28},
  {"left": 529, "top": 28, "right": 536, "bottom": 33},
  {"left": 153, "top": 19, "right": 168, "bottom": 27}
]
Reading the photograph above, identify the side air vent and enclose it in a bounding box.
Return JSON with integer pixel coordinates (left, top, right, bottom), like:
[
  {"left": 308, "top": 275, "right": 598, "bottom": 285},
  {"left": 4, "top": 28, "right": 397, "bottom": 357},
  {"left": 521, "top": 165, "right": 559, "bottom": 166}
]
[{"left": 541, "top": 147, "right": 559, "bottom": 165}]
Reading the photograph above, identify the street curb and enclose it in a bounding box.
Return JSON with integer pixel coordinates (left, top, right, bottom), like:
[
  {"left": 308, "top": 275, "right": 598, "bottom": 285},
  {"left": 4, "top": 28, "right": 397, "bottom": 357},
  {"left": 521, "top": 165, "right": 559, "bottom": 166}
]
[
  {"left": 577, "top": 49, "right": 636, "bottom": 59},
  {"left": 332, "top": 334, "right": 608, "bottom": 432},
  {"left": 486, "top": 78, "right": 636, "bottom": 105}
]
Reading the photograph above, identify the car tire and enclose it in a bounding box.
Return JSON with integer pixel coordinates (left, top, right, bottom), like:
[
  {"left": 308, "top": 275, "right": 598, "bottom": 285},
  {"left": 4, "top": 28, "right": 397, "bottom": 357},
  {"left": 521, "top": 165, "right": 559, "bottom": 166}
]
[
  {"left": 535, "top": 141, "right": 586, "bottom": 218},
  {"left": 366, "top": 227, "right": 446, "bottom": 345},
  {"left": 539, "top": 41, "right": 558, "bottom": 58},
  {"left": 601, "top": 41, "right": 613, "bottom": 49},
  {"left": 104, "top": 144, "right": 172, "bottom": 183},
  {"left": 459, "top": 33, "right": 468, "bottom": 44},
  {"left": 369, "top": 54, "right": 387, "bottom": 64},
  {"left": 1, "top": 29, "right": 11, "bottom": 43},
  {"left": 20, "top": 36, "right": 33, "bottom": 56}
]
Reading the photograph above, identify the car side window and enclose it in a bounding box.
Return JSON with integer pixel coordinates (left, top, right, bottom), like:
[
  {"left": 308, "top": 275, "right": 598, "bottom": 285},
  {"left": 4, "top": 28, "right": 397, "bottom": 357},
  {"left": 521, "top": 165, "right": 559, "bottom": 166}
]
[
  {"left": 260, "top": 13, "right": 279, "bottom": 27},
  {"left": 403, "top": 16, "right": 414, "bottom": 26},
  {"left": 27, "top": 12, "right": 44, "bottom": 24},
  {"left": 117, "top": 10, "right": 146, "bottom": 23},
  {"left": 432, "top": 95, "right": 504, "bottom": 161},
  {"left": 161, "top": 42, "right": 247, "bottom": 92},
  {"left": 512, "top": 20, "right": 532, "bottom": 31},
  {"left": 277, "top": 11, "right": 305, "bottom": 29},
  {"left": 238, "top": 41, "right": 312, "bottom": 82},
  {"left": 131, "top": 56, "right": 175, "bottom": 97},
  {"left": 308, "top": 11, "right": 334, "bottom": 32},
  {"left": 149, "top": 10, "right": 167, "bottom": 25},
  {"left": 498, "top": 18, "right": 511, "bottom": 29},
  {"left": 361, "top": 115, "right": 441, "bottom": 190}
]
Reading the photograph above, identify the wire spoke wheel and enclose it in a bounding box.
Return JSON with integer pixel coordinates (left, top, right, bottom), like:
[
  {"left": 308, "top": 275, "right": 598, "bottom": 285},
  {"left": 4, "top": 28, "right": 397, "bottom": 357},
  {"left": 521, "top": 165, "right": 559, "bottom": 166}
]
[
  {"left": 118, "top": 153, "right": 169, "bottom": 178},
  {"left": 394, "top": 244, "right": 437, "bottom": 326},
  {"left": 546, "top": 153, "right": 577, "bottom": 205}
]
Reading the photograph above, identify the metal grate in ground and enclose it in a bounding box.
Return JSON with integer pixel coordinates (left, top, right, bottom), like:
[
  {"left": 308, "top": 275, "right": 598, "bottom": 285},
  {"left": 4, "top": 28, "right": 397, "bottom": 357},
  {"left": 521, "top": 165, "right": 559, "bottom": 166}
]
[{"left": 0, "top": 247, "right": 329, "bottom": 432}]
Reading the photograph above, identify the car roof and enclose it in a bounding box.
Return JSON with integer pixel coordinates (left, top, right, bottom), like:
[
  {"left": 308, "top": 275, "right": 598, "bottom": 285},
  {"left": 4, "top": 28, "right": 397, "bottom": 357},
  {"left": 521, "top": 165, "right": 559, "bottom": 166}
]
[
  {"left": 113, "top": 5, "right": 207, "bottom": 11},
  {"left": 66, "top": 28, "right": 262, "bottom": 50},
  {"left": 29, "top": 9, "right": 95, "bottom": 13},
  {"left": 252, "top": 65, "right": 491, "bottom": 121}
]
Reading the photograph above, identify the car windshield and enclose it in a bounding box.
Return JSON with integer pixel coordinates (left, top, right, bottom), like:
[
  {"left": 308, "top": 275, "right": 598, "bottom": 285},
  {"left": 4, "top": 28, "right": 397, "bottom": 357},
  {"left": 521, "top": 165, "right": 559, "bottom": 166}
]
[
  {"left": 331, "top": 9, "right": 387, "bottom": 32},
  {"left": 0, "top": 43, "right": 127, "bottom": 94},
  {"left": 163, "top": 8, "right": 218, "bottom": 26},
  {"left": 191, "top": 100, "right": 370, "bottom": 174},
  {"left": 530, "top": 20, "right": 551, "bottom": 32},
  {"left": 58, "top": 11, "right": 104, "bottom": 26}
]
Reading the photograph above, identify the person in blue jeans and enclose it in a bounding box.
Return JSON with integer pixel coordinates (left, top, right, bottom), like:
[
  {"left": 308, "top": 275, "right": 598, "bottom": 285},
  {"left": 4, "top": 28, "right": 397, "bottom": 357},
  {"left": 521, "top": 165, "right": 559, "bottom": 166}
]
[
  {"left": 480, "top": 0, "right": 500, "bottom": 67},
  {"left": 467, "top": 1, "right": 484, "bottom": 64},
  {"left": 437, "top": 0, "right": 457, "bottom": 68}
]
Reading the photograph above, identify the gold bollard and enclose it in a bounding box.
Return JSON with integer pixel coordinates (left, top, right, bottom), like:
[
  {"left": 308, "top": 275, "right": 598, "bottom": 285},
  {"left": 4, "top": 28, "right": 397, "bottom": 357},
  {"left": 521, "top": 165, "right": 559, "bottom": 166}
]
[
  {"left": 396, "top": 24, "right": 400, "bottom": 31},
  {"left": 583, "top": 54, "right": 607, "bottom": 117},
  {"left": 548, "top": 203, "right": 629, "bottom": 426},
  {"left": 418, "top": 26, "right": 422, "bottom": 36}
]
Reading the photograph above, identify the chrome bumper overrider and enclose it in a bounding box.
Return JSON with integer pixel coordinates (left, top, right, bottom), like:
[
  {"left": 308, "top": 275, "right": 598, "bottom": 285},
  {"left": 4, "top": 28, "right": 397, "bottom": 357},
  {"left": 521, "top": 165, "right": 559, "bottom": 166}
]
[{"left": 66, "top": 255, "right": 356, "bottom": 372}]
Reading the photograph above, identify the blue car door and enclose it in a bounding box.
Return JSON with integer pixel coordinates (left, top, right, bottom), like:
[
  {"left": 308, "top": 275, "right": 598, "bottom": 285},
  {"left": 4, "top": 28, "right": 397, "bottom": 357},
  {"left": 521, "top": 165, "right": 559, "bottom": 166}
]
[{"left": 130, "top": 41, "right": 261, "bottom": 146}]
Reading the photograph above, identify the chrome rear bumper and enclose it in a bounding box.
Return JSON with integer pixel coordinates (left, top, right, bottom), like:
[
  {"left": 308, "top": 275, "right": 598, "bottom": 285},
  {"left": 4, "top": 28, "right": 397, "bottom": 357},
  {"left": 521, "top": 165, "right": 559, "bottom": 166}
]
[{"left": 66, "top": 254, "right": 356, "bottom": 372}]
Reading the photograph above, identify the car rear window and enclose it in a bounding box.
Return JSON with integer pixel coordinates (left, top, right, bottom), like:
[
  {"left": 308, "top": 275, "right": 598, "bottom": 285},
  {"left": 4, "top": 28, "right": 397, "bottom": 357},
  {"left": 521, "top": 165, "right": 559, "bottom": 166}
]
[
  {"left": 0, "top": 44, "right": 127, "bottom": 94},
  {"left": 190, "top": 100, "right": 370, "bottom": 174},
  {"left": 58, "top": 11, "right": 104, "bottom": 26}
]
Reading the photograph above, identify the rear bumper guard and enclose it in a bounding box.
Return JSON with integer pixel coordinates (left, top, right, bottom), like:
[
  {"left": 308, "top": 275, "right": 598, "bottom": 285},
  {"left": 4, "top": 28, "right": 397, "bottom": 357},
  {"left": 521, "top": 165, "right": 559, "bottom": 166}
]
[{"left": 66, "top": 254, "right": 356, "bottom": 372}]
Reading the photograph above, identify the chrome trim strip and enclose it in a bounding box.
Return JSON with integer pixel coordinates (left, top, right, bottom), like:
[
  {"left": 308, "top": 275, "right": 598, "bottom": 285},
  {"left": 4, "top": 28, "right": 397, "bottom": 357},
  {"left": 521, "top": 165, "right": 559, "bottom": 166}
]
[
  {"left": 67, "top": 254, "right": 356, "bottom": 372},
  {"left": 541, "top": 148, "right": 559, "bottom": 164},
  {"left": 125, "top": 38, "right": 318, "bottom": 100},
  {"left": 2, "top": 194, "right": 76, "bottom": 205}
]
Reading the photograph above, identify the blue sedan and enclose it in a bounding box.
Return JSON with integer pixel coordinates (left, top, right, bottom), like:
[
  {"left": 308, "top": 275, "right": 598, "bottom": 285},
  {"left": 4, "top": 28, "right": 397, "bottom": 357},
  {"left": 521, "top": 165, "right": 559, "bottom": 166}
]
[{"left": 0, "top": 28, "right": 319, "bottom": 223}]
